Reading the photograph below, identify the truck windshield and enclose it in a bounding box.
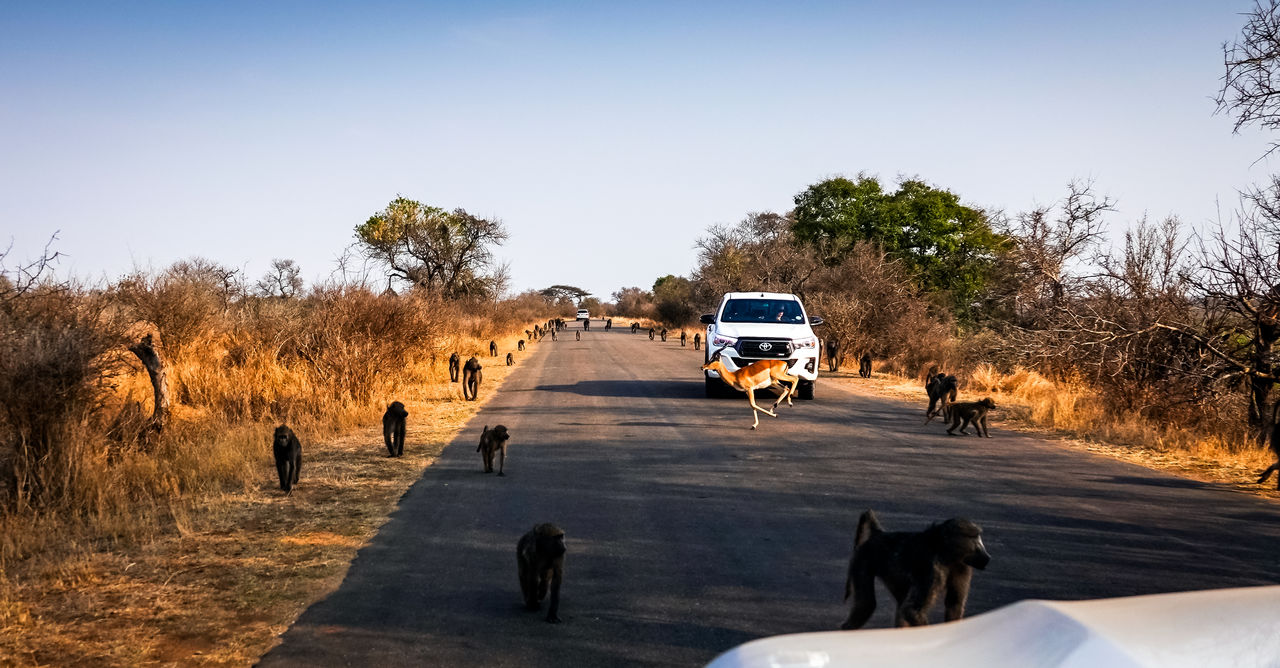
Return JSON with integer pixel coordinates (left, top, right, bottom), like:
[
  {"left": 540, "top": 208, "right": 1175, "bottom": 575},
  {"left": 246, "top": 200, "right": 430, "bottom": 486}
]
[{"left": 720, "top": 299, "right": 805, "bottom": 324}]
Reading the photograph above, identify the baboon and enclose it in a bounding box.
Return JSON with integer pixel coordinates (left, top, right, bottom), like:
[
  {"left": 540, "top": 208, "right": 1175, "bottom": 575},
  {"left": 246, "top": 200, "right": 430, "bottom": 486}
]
[
  {"left": 925, "top": 373, "right": 958, "bottom": 422},
  {"left": 551, "top": 328, "right": 557, "bottom": 341},
  {"left": 826, "top": 340, "right": 841, "bottom": 372},
  {"left": 648, "top": 328, "right": 655, "bottom": 340},
  {"left": 272, "top": 425, "right": 302, "bottom": 493},
  {"left": 631, "top": 322, "right": 639, "bottom": 334},
  {"left": 518, "top": 339, "right": 526, "bottom": 352},
  {"left": 680, "top": 331, "right": 687, "bottom": 347},
  {"left": 526, "top": 329, "right": 533, "bottom": 340},
  {"left": 859, "top": 353, "right": 873, "bottom": 378},
  {"left": 841, "top": 510, "right": 991, "bottom": 629},
  {"left": 693, "top": 332, "right": 701, "bottom": 350},
  {"left": 925, "top": 365, "right": 940, "bottom": 386},
  {"left": 575, "top": 330, "right": 581, "bottom": 341},
  {"left": 477, "top": 424, "right": 510, "bottom": 475},
  {"left": 462, "top": 357, "right": 482, "bottom": 401},
  {"left": 449, "top": 352, "right": 460, "bottom": 383},
  {"left": 660, "top": 328, "right": 667, "bottom": 342},
  {"left": 947, "top": 398, "right": 996, "bottom": 437},
  {"left": 489, "top": 340, "right": 498, "bottom": 357},
  {"left": 1258, "top": 401, "right": 1280, "bottom": 488},
  {"left": 382, "top": 401, "right": 408, "bottom": 457},
  {"left": 506, "top": 352, "right": 514, "bottom": 366},
  {"left": 583, "top": 319, "right": 590, "bottom": 331},
  {"left": 606, "top": 318, "right": 612, "bottom": 331},
  {"left": 517, "top": 523, "right": 565, "bottom": 623}
]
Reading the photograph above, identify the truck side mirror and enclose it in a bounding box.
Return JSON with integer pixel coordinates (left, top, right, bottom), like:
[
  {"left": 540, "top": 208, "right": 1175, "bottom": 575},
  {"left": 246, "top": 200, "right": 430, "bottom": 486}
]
[
  {"left": 809, "top": 316, "right": 825, "bottom": 326},
  {"left": 700, "top": 314, "right": 716, "bottom": 325}
]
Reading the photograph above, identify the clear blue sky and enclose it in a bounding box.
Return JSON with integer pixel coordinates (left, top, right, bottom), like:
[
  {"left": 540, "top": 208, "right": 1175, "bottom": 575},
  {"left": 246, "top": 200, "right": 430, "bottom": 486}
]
[{"left": 0, "top": 1, "right": 1272, "bottom": 299}]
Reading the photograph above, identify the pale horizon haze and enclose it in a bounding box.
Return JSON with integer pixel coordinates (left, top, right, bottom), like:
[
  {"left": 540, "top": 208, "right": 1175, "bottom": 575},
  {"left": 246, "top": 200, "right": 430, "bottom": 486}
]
[{"left": 1, "top": 1, "right": 1275, "bottom": 299}]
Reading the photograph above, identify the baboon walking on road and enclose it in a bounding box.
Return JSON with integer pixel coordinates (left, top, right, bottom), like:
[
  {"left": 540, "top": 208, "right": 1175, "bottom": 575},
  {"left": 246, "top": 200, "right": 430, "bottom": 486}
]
[
  {"left": 660, "top": 328, "right": 667, "bottom": 342},
  {"left": 648, "top": 328, "right": 655, "bottom": 340},
  {"left": 631, "top": 322, "right": 639, "bottom": 334},
  {"left": 826, "top": 340, "right": 841, "bottom": 372},
  {"left": 382, "top": 401, "right": 408, "bottom": 457},
  {"left": 841, "top": 510, "right": 991, "bottom": 629},
  {"left": 575, "top": 331, "right": 581, "bottom": 341},
  {"left": 448, "top": 352, "right": 460, "bottom": 383},
  {"left": 680, "top": 331, "right": 687, "bottom": 347},
  {"left": 693, "top": 332, "right": 701, "bottom": 350},
  {"left": 859, "top": 353, "right": 872, "bottom": 378},
  {"left": 517, "top": 523, "right": 566, "bottom": 623},
  {"left": 272, "top": 425, "right": 302, "bottom": 493},
  {"left": 489, "top": 340, "right": 498, "bottom": 357},
  {"left": 925, "top": 373, "right": 958, "bottom": 422},
  {"left": 477, "top": 424, "right": 510, "bottom": 475},
  {"left": 506, "top": 352, "right": 514, "bottom": 366},
  {"left": 462, "top": 357, "right": 482, "bottom": 401},
  {"left": 551, "top": 328, "right": 557, "bottom": 341},
  {"left": 947, "top": 398, "right": 995, "bottom": 437}
]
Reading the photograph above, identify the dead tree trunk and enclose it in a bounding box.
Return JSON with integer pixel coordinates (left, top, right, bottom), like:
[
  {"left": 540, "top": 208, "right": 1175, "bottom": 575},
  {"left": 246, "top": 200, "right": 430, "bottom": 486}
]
[{"left": 128, "top": 334, "right": 169, "bottom": 435}]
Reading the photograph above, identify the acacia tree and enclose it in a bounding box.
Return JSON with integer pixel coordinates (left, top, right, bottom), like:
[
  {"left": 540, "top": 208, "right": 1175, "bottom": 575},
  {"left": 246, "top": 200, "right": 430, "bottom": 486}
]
[
  {"left": 255, "top": 258, "right": 303, "bottom": 299},
  {"left": 1218, "top": 0, "right": 1280, "bottom": 159},
  {"left": 354, "top": 197, "right": 509, "bottom": 299}
]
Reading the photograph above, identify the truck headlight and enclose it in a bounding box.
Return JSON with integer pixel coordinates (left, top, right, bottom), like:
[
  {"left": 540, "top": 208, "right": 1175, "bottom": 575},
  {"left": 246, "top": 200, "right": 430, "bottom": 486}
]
[
  {"left": 712, "top": 334, "right": 738, "bottom": 347},
  {"left": 795, "top": 336, "right": 818, "bottom": 349}
]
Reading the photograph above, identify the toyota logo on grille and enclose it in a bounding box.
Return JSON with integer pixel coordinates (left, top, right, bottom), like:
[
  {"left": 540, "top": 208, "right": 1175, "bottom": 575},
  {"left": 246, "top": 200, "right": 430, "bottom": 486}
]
[{"left": 758, "top": 342, "right": 773, "bottom": 351}]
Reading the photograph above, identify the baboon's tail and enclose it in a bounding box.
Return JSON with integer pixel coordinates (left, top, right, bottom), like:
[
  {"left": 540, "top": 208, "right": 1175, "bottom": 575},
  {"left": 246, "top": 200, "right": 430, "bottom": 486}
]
[
  {"left": 477, "top": 425, "right": 488, "bottom": 451},
  {"left": 855, "top": 510, "right": 882, "bottom": 548}
]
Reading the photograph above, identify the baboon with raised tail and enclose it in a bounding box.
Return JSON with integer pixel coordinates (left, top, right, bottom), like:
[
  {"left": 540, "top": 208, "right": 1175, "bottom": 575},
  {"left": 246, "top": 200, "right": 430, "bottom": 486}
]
[
  {"left": 382, "top": 401, "right": 408, "bottom": 457},
  {"left": 462, "top": 357, "right": 482, "bottom": 401},
  {"left": 841, "top": 510, "right": 990, "bottom": 629},
  {"left": 517, "top": 523, "right": 566, "bottom": 623}
]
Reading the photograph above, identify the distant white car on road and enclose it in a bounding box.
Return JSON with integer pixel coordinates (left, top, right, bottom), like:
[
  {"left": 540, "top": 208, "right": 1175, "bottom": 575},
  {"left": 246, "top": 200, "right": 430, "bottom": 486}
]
[{"left": 576, "top": 309, "right": 590, "bottom": 321}]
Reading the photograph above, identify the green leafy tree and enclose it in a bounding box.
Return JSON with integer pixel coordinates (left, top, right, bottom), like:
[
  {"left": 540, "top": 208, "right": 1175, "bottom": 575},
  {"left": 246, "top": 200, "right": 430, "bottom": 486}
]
[
  {"left": 792, "top": 176, "right": 1006, "bottom": 315},
  {"left": 354, "top": 197, "right": 509, "bottom": 299},
  {"left": 652, "top": 275, "right": 697, "bottom": 326}
]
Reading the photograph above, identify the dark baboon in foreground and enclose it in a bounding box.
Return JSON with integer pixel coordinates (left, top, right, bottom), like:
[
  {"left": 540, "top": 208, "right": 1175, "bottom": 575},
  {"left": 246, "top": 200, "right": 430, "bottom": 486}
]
[
  {"left": 648, "top": 327, "right": 655, "bottom": 340},
  {"left": 660, "top": 328, "right": 667, "bottom": 342},
  {"left": 606, "top": 318, "right": 612, "bottom": 330},
  {"left": 518, "top": 339, "right": 526, "bottom": 351},
  {"left": 826, "top": 340, "right": 840, "bottom": 372},
  {"left": 382, "top": 401, "right": 408, "bottom": 457},
  {"left": 1259, "top": 402, "right": 1280, "bottom": 488},
  {"left": 489, "top": 340, "right": 498, "bottom": 357},
  {"left": 925, "top": 373, "right": 958, "bottom": 422},
  {"left": 947, "top": 398, "right": 995, "bottom": 437},
  {"left": 680, "top": 331, "right": 687, "bottom": 347},
  {"left": 506, "top": 352, "right": 514, "bottom": 366},
  {"left": 272, "top": 425, "right": 302, "bottom": 493},
  {"left": 517, "top": 523, "right": 565, "bottom": 623},
  {"left": 462, "top": 357, "right": 482, "bottom": 401},
  {"left": 693, "top": 332, "right": 701, "bottom": 350},
  {"left": 631, "top": 322, "right": 639, "bottom": 334},
  {"left": 575, "top": 330, "right": 581, "bottom": 341},
  {"left": 449, "top": 352, "right": 460, "bottom": 383},
  {"left": 841, "top": 510, "right": 990, "bottom": 629},
  {"left": 859, "top": 353, "right": 872, "bottom": 378},
  {"left": 477, "top": 424, "right": 510, "bottom": 475}
]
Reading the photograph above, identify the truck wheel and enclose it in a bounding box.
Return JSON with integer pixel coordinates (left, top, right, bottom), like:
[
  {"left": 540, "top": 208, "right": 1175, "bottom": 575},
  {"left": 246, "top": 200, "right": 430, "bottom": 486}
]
[{"left": 797, "top": 379, "right": 815, "bottom": 400}]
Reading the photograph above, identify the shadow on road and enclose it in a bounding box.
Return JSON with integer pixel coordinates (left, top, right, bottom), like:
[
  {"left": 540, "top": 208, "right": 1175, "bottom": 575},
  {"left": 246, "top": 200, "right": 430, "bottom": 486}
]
[{"left": 536, "top": 379, "right": 703, "bottom": 399}]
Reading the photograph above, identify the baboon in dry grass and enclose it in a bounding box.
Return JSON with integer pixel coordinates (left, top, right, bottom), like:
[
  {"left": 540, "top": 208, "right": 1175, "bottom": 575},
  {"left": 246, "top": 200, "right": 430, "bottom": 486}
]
[
  {"left": 518, "top": 339, "right": 526, "bottom": 351},
  {"left": 660, "top": 328, "right": 667, "bottom": 342},
  {"left": 946, "top": 398, "right": 995, "bottom": 437},
  {"left": 575, "top": 330, "right": 581, "bottom": 341},
  {"left": 272, "top": 425, "right": 302, "bottom": 493},
  {"left": 631, "top": 322, "right": 639, "bottom": 334},
  {"left": 489, "top": 340, "right": 498, "bottom": 357},
  {"left": 680, "top": 331, "right": 687, "bottom": 347},
  {"left": 925, "top": 373, "right": 958, "bottom": 422},
  {"left": 462, "top": 357, "right": 482, "bottom": 401},
  {"left": 449, "top": 352, "right": 460, "bottom": 383},
  {"left": 382, "top": 401, "right": 408, "bottom": 457},
  {"left": 826, "top": 340, "right": 840, "bottom": 372},
  {"left": 1258, "top": 401, "right": 1280, "bottom": 488},
  {"left": 477, "top": 424, "right": 510, "bottom": 475},
  {"left": 693, "top": 332, "right": 701, "bottom": 350},
  {"left": 517, "top": 523, "right": 565, "bottom": 623},
  {"left": 859, "top": 353, "right": 872, "bottom": 378},
  {"left": 506, "top": 352, "right": 514, "bottom": 366},
  {"left": 841, "top": 510, "right": 991, "bottom": 630},
  {"left": 526, "top": 329, "right": 533, "bottom": 340}
]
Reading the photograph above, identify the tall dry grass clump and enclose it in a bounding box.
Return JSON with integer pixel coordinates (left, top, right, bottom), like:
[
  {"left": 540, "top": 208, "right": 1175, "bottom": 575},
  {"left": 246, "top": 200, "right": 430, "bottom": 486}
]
[{"left": 0, "top": 262, "right": 551, "bottom": 566}]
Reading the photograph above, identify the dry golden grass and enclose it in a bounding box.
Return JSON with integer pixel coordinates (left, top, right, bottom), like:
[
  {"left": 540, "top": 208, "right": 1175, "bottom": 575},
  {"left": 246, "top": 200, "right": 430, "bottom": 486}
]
[
  {"left": 829, "top": 363, "right": 1278, "bottom": 501},
  {"left": 0, "top": 329, "right": 538, "bottom": 666}
]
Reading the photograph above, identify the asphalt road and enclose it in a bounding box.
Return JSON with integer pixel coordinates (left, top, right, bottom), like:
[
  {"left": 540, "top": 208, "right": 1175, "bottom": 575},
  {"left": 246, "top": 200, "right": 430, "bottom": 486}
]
[{"left": 258, "top": 320, "right": 1280, "bottom": 667}]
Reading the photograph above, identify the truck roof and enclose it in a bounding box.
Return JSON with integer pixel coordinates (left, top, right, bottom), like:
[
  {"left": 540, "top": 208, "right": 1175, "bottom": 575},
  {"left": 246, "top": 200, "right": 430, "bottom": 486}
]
[{"left": 720, "top": 292, "right": 799, "bottom": 301}]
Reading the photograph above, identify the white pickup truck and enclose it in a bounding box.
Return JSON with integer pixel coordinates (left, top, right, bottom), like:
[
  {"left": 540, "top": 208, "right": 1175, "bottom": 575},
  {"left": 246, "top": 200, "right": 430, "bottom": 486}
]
[{"left": 701, "top": 291, "right": 823, "bottom": 400}]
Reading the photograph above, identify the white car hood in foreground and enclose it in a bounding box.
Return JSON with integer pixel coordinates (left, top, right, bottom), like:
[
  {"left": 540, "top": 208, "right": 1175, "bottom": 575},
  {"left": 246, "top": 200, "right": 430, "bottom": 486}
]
[
  {"left": 706, "top": 586, "right": 1280, "bottom": 668},
  {"left": 713, "top": 322, "right": 816, "bottom": 342}
]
